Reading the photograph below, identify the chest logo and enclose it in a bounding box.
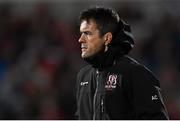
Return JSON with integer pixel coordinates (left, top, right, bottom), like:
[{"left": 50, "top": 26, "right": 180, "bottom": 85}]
[{"left": 105, "top": 74, "right": 117, "bottom": 90}]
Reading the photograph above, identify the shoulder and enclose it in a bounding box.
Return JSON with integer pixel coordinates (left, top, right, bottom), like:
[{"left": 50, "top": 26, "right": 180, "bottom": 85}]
[
  {"left": 117, "top": 55, "right": 158, "bottom": 81},
  {"left": 117, "top": 55, "right": 152, "bottom": 72},
  {"left": 115, "top": 55, "right": 142, "bottom": 72},
  {"left": 123, "top": 56, "right": 160, "bottom": 86},
  {"left": 126, "top": 56, "right": 156, "bottom": 78}
]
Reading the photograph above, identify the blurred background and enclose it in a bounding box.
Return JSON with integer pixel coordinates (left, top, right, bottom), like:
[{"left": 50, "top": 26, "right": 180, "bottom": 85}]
[{"left": 0, "top": 0, "right": 179, "bottom": 119}]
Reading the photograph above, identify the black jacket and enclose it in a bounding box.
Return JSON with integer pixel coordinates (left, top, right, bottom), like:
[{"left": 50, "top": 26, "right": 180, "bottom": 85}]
[{"left": 75, "top": 55, "right": 169, "bottom": 120}]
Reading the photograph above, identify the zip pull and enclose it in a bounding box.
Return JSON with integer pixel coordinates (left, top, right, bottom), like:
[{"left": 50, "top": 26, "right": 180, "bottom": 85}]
[
  {"left": 101, "top": 98, "right": 104, "bottom": 113},
  {"left": 96, "top": 69, "right": 99, "bottom": 75},
  {"left": 101, "top": 97, "right": 110, "bottom": 120}
]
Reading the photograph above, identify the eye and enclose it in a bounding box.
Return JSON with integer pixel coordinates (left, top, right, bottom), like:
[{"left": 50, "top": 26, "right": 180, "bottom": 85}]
[{"left": 84, "top": 31, "right": 92, "bottom": 35}]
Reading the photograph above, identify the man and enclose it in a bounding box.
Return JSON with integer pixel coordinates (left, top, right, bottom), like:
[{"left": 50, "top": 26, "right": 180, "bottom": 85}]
[{"left": 75, "top": 6, "right": 169, "bottom": 120}]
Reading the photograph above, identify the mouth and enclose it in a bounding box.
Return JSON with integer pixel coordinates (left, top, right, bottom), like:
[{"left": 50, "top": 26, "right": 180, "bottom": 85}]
[{"left": 81, "top": 46, "right": 87, "bottom": 52}]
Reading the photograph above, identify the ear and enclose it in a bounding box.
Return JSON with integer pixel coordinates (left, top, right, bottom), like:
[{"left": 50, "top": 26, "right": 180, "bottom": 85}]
[{"left": 104, "top": 32, "right": 112, "bottom": 46}]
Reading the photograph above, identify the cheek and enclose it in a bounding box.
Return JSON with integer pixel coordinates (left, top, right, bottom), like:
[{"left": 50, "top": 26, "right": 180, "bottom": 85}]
[{"left": 89, "top": 40, "right": 105, "bottom": 52}]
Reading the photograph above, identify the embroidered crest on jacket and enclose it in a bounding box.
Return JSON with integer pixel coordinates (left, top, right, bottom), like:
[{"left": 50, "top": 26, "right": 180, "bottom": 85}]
[{"left": 105, "top": 74, "right": 117, "bottom": 90}]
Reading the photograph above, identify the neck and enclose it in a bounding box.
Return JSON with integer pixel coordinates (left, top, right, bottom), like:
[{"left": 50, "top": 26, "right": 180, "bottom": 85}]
[{"left": 84, "top": 46, "right": 123, "bottom": 69}]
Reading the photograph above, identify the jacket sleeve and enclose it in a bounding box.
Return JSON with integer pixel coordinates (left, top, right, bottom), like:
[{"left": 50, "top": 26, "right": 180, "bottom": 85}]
[{"left": 131, "top": 65, "right": 169, "bottom": 120}]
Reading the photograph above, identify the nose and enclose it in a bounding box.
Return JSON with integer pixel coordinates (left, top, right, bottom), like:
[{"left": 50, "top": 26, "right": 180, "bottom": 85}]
[{"left": 78, "top": 34, "right": 85, "bottom": 43}]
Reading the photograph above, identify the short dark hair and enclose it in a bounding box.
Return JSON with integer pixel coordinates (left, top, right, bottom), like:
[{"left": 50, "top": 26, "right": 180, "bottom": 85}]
[
  {"left": 79, "top": 6, "right": 120, "bottom": 37},
  {"left": 79, "top": 6, "right": 134, "bottom": 55}
]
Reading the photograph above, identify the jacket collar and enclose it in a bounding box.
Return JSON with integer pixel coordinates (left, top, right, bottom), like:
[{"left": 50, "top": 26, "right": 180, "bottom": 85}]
[{"left": 84, "top": 46, "right": 123, "bottom": 69}]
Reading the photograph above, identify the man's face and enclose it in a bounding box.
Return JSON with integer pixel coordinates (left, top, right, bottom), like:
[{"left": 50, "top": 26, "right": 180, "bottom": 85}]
[{"left": 79, "top": 19, "right": 106, "bottom": 59}]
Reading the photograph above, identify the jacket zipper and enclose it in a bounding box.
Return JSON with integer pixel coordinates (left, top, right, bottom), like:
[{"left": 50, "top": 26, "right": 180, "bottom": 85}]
[{"left": 93, "top": 70, "right": 99, "bottom": 120}]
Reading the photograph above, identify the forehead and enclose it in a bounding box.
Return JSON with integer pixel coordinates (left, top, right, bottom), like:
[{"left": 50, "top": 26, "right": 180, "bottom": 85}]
[{"left": 80, "top": 19, "right": 98, "bottom": 31}]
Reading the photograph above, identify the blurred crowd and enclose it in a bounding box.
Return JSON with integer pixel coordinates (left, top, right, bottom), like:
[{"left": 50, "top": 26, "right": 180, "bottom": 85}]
[{"left": 0, "top": 1, "right": 179, "bottom": 119}]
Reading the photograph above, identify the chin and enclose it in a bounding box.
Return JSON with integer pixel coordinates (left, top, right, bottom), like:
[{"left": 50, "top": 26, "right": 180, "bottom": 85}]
[
  {"left": 81, "top": 55, "right": 88, "bottom": 59},
  {"left": 81, "top": 53, "right": 92, "bottom": 59}
]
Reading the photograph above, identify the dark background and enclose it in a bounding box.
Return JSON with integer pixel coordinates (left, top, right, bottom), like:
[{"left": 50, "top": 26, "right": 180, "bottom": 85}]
[{"left": 0, "top": 0, "right": 179, "bottom": 119}]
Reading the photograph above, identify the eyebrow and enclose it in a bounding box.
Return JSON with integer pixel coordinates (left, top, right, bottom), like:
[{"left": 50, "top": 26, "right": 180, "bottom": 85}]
[{"left": 80, "top": 29, "right": 91, "bottom": 33}]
